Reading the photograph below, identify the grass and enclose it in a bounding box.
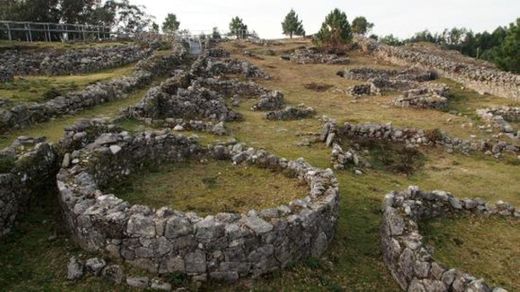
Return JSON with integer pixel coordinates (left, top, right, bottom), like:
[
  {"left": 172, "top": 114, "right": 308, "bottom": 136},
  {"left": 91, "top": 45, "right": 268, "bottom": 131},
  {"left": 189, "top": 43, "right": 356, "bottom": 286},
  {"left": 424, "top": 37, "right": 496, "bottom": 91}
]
[
  {"left": 0, "top": 62, "right": 136, "bottom": 103},
  {"left": 0, "top": 40, "right": 134, "bottom": 51},
  {"left": 1, "top": 39, "right": 519, "bottom": 291},
  {"left": 421, "top": 215, "right": 520, "bottom": 291},
  {"left": 0, "top": 78, "right": 166, "bottom": 149},
  {"left": 110, "top": 159, "right": 308, "bottom": 215}
]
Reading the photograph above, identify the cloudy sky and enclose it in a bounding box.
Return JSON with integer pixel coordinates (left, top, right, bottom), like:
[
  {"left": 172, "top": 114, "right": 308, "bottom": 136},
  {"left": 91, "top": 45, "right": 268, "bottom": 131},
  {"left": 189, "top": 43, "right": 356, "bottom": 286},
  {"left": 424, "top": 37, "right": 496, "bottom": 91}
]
[{"left": 132, "top": 0, "right": 519, "bottom": 39}]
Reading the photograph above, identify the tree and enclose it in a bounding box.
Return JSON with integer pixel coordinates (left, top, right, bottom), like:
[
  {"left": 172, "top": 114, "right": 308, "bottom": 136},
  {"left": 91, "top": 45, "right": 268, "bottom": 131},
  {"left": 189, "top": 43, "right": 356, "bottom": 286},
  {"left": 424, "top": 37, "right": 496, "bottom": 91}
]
[
  {"left": 351, "top": 16, "right": 374, "bottom": 35},
  {"left": 380, "top": 34, "right": 403, "bottom": 46},
  {"left": 281, "top": 9, "right": 305, "bottom": 39},
  {"left": 151, "top": 22, "right": 159, "bottom": 33},
  {"left": 162, "top": 13, "right": 180, "bottom": 34},
  {"left": 112, "top": 0, "right": 153, "bottom": 34},
  {"left": 494, "top": 18, "right": 520, "bottom": 73},
  {"left": 229, "top": 16, "right": 248, "bottom": 39},
  {"left": 60, "top": 0, "right": 99, "bottom": 23},
  {"left": 314, "top": 9, "right": 353, "bottom": 48},
  {"left": 212, "top": 27, "right": 221, "bottom": 40}
]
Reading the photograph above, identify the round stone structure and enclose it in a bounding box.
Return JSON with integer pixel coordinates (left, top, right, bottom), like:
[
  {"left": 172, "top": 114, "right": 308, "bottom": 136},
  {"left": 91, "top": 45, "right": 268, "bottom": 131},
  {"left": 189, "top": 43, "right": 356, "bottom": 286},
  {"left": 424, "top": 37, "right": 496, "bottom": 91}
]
[
  {"left": 57, "top": 129, "right": 339, "bottom": 282},
  {"left": 381, "top": 186, "right": 518, "bottom": 292}
]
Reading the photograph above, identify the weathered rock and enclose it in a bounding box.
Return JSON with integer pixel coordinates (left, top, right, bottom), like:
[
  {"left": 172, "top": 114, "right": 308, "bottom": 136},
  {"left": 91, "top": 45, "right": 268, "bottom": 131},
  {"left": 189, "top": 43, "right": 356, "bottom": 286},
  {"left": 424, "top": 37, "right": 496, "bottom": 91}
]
[{"left": 67, "top": 257, "right": 84, "bottom": 281}]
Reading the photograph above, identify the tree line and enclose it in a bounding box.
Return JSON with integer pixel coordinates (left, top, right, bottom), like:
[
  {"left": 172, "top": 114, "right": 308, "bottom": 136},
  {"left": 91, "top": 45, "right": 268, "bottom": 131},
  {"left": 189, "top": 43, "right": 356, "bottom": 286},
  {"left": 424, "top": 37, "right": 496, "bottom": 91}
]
[{"left": 376, "top": 19, "right": 520, "bottom": 73}]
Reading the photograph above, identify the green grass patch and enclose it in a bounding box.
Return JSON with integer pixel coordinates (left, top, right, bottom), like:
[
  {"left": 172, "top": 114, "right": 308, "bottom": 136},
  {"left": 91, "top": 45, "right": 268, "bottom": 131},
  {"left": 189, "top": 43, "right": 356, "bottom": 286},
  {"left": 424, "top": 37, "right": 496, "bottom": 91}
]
[
  {"left": 0, "top": 63, "right": 135, "bottom": 103},
  {"left": 109, "top": 159, "right": 308, "bottom": 215},
  {"left": 421, "top": 215, "right": 520, "bottom": 291}
]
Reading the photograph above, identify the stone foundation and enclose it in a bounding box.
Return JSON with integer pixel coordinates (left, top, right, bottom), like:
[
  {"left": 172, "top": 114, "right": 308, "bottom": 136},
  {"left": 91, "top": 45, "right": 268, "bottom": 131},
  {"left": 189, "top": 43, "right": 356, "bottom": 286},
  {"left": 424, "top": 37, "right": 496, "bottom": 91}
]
[
  {"left": 0, "top": 43, "right": 188, "bottom": 133},
  {"left": 381, "top": 186, "right": 518, "bottom": 291},
  {"left": 355, "top": 36, "right": 520, "bottom": 100},
  {"left": 477, "top": 107, "right": 520, "bottom": 137},
  {"left": 393, "top": 85, "right": 450, "bottom": 110},
  {"left": 57, "top": 129, "right": 339, "bottom": 281},
  {"left": 0, "top": 137, "right": 59, "bottom": 238},
  {"left": 321, "top": 121, "right": 519, "bottom": 157},
  {"left": 282, "top": 48, "right": 349, "bottom": 65},
  {"left": 0, "top": 43, "right": 156, "bottom": 77},
  {"left": 266, "top": 105, "right": 316, "bottom": 121}
]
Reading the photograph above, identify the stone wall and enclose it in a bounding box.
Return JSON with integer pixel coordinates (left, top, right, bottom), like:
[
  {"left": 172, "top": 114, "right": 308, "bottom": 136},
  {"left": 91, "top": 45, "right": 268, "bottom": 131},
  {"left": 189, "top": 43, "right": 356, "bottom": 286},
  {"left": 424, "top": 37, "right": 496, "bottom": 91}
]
[
  {"left": 0, "top": 137, "right": 59, "bottom": 238},
  {"left": 321, "top": 121, "right": 520, "bottom": 158},
  {"left": 281, "top": 48, "right": 350, "bottom": 65},
  {"left": 0, "top": 43, "right": 188, "bottom": 134},
  {"left": 0, "top": 65, "right": 14, "bottom": 83},
  {"left": 0, "top": 43, "right": 157, "bottom": 77},
  {"left": 381, "top": 186, "right": 518, "bottom": 291},
  {"left": 355, "top": 36, "right": 520, "bottom": 100},
  {"left": 477, "top": 107, "right": 520, "bottom": 137},
  {"left": 57, "top": 129, "right": 339, "bottom": 281}
]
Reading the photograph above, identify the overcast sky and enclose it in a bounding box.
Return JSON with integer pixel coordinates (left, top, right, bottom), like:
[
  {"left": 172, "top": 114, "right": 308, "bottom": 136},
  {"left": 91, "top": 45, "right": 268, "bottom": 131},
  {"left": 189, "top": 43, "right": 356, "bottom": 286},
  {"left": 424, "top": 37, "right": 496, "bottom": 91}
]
[{"left": 131, "top": 0, "right": 520, "bottom": 39}]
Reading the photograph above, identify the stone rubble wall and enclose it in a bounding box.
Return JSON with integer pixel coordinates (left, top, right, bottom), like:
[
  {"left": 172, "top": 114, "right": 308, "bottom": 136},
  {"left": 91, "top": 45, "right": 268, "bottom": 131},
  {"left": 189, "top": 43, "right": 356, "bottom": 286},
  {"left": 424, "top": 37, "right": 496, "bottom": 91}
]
[
  {"left": 57, "top": 129, "right": 340, "bottom": 282},
  {"left": 0, "top": 137, "right": 59, "bottom": 238},
  {"left": 321, "top": 121, "right": 519, "bottom": 157},
  {"left": 192, "top": 77, "right": 269, "bottom": 98},
  {"left": 477, "top": 107, "right": 520, "bottom": 137},
  {"left": 393, "top": 84, "right": 451, "bottom": 110},
  {"left": 0, "top": 43, "right": 157, "bottom": 77},
  {"left": 252, "top": 91, "right": 285, "bottom": 111},
  {"left": 381, "top": 186, "right": 518, "bottom": 291},
  {"left": 355, "top": 36, "right": 520, "bottom": 100},
  {"left": 266, "top": 105, "right": 316, "bottom": 121},
  {"left": 190, "top": 52, "right": 270, "bottom": 80},
  {"left": 282, "top": 48, "right": 350, "bottom": 65},
  {"left": 0, "top": 43, "right": 188, "bottom": 134},
  {"left": 0, "top": 65, "right": 14, "bottom": 83}
]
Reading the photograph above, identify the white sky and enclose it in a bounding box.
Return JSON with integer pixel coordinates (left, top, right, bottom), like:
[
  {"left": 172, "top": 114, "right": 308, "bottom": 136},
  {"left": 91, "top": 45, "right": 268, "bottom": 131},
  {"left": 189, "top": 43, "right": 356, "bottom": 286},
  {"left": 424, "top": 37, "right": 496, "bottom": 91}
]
[{"left": 131, "top": 0, "right": 520, "bottom": 39}]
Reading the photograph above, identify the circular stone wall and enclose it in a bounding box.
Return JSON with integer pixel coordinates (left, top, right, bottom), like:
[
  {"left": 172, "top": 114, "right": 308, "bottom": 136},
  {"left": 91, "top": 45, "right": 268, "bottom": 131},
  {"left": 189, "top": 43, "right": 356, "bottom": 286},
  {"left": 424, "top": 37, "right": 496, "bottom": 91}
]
[
  {"left": 57, "top": 130, "right": 339, "bottom": 282},
  {"left": 381, "top": 186, "right": 518, "bottom": 292}
]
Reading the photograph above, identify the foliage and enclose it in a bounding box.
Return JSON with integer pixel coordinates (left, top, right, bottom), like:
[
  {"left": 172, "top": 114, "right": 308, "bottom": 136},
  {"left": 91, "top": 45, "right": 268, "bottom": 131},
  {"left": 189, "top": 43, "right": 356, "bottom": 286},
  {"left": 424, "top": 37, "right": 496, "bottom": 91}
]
[
  {"left": 314, "top": 9, "right": 352, "bottom": 48},
  {"left": 400, "top": 18, "right": 520, "bottom": 73},
  {"left": 351, "top": 16, "right": 374, "bottom": 35},
  {"left": 494, "top": 18, "right": 520, "bottom": 73},
  {"left": 229, "top": 16, "right": 248, "bottom": 39},
  {"left": 281, "top": 9, "right": 305, "bottom": 39},
  {"left": 379, "top": 34, "right": 403, "bottom": 46},
  {"left": 162, "top": 13, "right": 180, "bottom": 34},
  {"left": 211, "top": 27, "right": 221, "bottom": 40}
]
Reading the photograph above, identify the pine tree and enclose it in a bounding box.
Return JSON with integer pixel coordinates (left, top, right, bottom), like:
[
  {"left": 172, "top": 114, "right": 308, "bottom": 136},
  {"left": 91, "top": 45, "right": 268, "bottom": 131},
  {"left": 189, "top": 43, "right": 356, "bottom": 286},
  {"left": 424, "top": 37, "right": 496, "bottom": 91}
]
[
  {"left": 314, "top": 9, "right": 353, "bottom": 48},
  {"left": 162, "top": 13, "right": 180, "bottom": 34},
  {"left": 282, "top": 9, "right": 305, "bottom": 39},
  {"left": 494, "top": 18, "right": 520, "bottom": 73},
  {"left": 229, "top": 17, "right": 248, "bottom": 39},
  {"left": 352, "top": 16, "right": 374, "bottom": 35}
]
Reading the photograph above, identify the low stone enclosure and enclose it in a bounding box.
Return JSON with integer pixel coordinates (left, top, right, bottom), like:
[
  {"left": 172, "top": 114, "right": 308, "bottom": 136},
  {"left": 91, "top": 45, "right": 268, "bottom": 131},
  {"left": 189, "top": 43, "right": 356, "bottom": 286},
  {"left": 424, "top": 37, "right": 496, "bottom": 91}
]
[
  {"left": 0, "top": 136, "right": 59, "bottom": 238},
  {"left": 320, "top": 121, "right": 520, "bottom": 170},
  {"left": 355, "top": 36, "right": 520, "bottom": 100},
  {"left": 477, "top": 107, "right": 520, "bottom": 138},
  {"left": 338, "top": 66, "right": 451, "bottom": 109},
  {"left": 0, "top": 42, "right": 157, "bottom": 78},
  {"left": 381, "top": 186, "right": 519, "bottom": 291},
  {"left": 0, "top": 43, "right": 188, "bottom": 134},
  {"left": 281, "top": 47, "right": 350, "bottom": 65},
  {"left": 56, "top": 127, "right": 340, "bottom": 281}
]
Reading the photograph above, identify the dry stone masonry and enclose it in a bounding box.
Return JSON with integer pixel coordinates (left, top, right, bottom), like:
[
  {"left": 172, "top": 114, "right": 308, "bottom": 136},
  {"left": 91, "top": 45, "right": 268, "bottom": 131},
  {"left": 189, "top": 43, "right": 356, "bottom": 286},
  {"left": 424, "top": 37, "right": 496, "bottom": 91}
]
[
  {"left": 338, "top": 66, "right": 451, "bottom": 109},
  {"left": 0, "top": 136, "right": 58, "bottom": 238},
  {"left": 477, "top": 107, "right": 520, "bottom": 138},
  {"left": 281, "top": 48, "right": 350, "bottom": 65},
  {"left": 321, "top": 121, "right": 520, "bottom": 158},
  {"left": 381, "top": 186, "right": 518, "bottom": 291},
  {"left": 252, "top": 91, "right": 285, "bottom": 111},
  {"left": 266, "top": 105, "right": 316, "bottom": 121},
  {"left": 355, "top": 36, "right": 520, "bottom": 100},
  {"left": 0, "top": 43, "right": 188, "bottom": 133},
  {"left": 0, "top": 65, "right": 14, "bottom": 83},
  {"left": 393, "top": 84, "right": 450, "bottom": 110},
  {"left": 57, "top": 128, "right": 340, "bottom": 282},
  {"left": 0, "top": 43, "right": 156, "bottom": 77}
]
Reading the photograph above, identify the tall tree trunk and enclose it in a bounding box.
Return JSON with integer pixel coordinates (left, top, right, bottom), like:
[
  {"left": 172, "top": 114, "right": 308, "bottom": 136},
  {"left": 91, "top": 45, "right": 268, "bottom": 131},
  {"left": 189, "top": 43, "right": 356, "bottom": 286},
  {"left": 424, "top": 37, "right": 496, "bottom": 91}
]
[{"left": 290, "top": 32, "right": 293, "bottom": 39}]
